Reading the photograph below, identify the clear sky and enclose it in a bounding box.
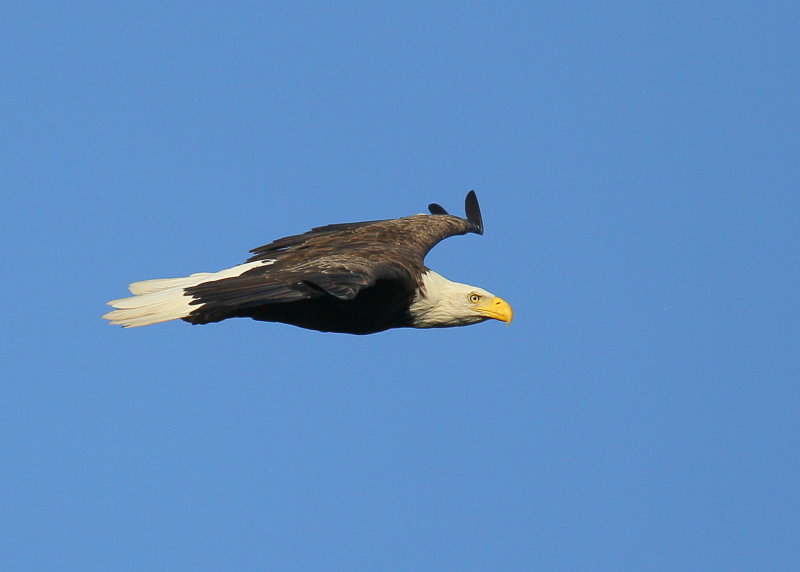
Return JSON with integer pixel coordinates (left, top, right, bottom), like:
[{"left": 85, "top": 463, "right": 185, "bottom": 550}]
[{"left": 3, "top": 2, "right": 799, "bottom": 570}]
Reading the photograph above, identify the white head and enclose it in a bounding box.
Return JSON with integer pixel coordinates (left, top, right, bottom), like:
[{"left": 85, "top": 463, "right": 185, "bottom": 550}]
[{"left": 408, "top": 270, "right": 513, "bottom": 329}]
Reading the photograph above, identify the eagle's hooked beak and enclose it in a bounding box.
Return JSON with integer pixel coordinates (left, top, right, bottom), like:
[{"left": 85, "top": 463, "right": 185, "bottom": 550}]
[{"left": 476, "top": 296, "right": 513, "bottom": 325}]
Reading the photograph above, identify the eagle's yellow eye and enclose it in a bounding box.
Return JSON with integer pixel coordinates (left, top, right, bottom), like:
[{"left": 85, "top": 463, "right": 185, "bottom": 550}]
[{"left": 468, "top": 293, "right": 482, "bottom": 304}]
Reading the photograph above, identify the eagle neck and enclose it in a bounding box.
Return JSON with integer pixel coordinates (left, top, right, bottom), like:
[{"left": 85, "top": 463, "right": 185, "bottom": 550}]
[{"left": 407, "top": 270, "right": 468, "bottom": 328}]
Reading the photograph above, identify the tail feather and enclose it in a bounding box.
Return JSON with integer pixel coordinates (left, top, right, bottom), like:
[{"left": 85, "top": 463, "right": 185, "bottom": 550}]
[
  {"left": 127, "top": 272, "right": 217, "bottom": 295},
  {"left": 104, "top": 260, "right": 274, "bottom": 328},
  {"left": 104, "top": 288, "right": 197, "bottom": 327}
]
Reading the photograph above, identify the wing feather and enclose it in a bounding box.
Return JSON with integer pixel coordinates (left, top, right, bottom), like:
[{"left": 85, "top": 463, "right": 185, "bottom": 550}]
[{"left": 186, "top": 192, "right": 482, "bottom": 323}]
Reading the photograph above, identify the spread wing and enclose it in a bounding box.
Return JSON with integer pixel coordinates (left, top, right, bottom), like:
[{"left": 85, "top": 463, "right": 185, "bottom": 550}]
[
  {"left": 183, "top": 192, "right": 484, "bottom": 318},
  {"left": 247, "top": 190, "right": 483, "bottom": 265}
]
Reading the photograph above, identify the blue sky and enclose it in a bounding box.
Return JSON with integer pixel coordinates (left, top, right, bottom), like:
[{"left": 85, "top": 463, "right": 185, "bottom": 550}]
[{"left": 3, "top": 2, "right": 799, "bottom": 570}]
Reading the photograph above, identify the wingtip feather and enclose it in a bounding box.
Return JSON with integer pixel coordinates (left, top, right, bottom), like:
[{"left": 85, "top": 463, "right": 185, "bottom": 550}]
[{"left": 465, "top": 190, "right": 483, "bottom": 235}]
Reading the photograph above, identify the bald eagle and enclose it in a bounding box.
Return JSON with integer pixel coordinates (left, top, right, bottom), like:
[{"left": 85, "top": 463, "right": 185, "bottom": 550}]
[{"left": 104, "top": 191, "right": 512, "bottom": 334}]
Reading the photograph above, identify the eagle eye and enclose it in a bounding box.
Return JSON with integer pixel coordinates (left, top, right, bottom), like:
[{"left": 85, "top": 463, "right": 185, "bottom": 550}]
[{"left": 468, "top": 293, "right": 482, "bottom": 304}]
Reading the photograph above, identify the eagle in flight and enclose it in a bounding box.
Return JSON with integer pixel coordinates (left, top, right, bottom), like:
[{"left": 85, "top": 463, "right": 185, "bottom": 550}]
[{"left": 104, "top": 191, "right": 512, "bottom": 334}]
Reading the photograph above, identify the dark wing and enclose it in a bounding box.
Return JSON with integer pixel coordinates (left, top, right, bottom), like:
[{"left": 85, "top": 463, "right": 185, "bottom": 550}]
[
  {"left": 248, "top": 190, "right": 483, "bottom": 264},
  {"left": 184, "top": 192, "right": 484, "bottom": 319}
]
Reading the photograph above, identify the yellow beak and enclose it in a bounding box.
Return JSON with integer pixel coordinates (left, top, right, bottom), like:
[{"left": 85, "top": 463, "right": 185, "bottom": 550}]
[{"left": 476, "top": 296, "right": 513, "bottom": 325}]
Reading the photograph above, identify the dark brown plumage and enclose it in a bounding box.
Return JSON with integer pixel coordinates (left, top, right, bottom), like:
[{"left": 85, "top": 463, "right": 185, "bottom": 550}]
[{"left": 104, "top": 191, "right": 512, "bottom": 334}]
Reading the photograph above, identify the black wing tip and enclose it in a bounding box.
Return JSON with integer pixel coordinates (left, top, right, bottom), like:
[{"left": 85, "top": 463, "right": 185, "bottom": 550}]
[
  {"left": 428, "top": 192, "right": 483, "bottom": 234},
  {"left": 465, "top": 190, "right": 484, "bottom": 235}
]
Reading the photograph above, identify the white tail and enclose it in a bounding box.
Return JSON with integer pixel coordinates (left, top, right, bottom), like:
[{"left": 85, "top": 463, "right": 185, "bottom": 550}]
[{"left": 103, "top": 260, "right": 273, "bottom": 327}]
